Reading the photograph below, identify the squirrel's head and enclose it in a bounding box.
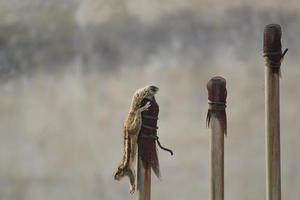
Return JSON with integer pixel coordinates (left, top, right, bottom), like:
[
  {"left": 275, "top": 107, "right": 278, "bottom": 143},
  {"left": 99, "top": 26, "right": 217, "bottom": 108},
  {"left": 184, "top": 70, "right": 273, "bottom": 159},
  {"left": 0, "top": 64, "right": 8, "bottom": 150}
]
[
  {"left": 148, "top": 85, "right": 159, "bottom": 95},
  {"left": 114, "top": 166, "right": 126, "bottom": 181},
  {"left": 141, "top": 85, "right": 159, "bottom": 100},
  {"left": 131, "top": 85, "right": 159, "bottom": 109}
]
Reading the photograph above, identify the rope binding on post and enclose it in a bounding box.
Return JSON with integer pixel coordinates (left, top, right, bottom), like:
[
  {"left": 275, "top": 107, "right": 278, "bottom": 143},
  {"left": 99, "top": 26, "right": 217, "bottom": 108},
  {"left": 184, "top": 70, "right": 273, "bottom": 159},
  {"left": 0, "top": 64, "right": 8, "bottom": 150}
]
[
  {"left": 140, "top": 122, "right": 174, "bottom": 156},
  {"left": 263, "top": 24, "right": 288, "bottom": 73}
]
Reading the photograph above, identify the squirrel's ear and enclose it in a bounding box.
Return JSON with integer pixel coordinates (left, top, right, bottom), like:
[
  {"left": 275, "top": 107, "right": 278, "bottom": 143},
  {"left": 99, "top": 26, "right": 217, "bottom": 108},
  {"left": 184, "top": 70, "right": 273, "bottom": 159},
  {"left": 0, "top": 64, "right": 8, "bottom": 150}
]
[{"left": 150, "top": 85, "right": 159, "bottom": 92}]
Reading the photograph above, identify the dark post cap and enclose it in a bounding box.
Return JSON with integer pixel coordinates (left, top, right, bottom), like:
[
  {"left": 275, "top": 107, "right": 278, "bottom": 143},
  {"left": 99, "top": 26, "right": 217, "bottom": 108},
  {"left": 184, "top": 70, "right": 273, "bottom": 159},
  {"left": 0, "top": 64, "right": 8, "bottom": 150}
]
[
  {"left": 264, "top": 24, "right": 282, "bottom": 54},
  {"left": 207, "top": 76, "right": 227, "bottom": 106}
]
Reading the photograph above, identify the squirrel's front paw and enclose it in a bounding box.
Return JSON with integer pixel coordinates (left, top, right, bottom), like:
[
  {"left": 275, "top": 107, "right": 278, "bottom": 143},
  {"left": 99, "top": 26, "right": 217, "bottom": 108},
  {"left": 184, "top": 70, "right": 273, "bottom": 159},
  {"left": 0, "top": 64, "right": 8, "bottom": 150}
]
[
  {"left": 129, "top": 184, "right": 136, "bottom": 194},
  {"left": 141, "top": 101, "right": 151, "bottom": 111}
]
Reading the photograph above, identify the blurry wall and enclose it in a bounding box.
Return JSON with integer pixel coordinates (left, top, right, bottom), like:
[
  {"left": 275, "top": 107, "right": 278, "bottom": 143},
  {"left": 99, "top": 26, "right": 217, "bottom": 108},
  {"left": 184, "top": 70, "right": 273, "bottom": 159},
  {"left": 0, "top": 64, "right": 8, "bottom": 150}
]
[{"left": 0, "top": 0, "right": 300, "bottom": 199}]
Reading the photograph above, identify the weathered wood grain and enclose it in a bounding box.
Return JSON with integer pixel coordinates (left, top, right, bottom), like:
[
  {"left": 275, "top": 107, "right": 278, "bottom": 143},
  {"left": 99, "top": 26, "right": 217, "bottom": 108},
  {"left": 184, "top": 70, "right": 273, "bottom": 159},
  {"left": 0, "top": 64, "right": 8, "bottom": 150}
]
[
  {"left": 265, "top": 66, "right": 281, "bottom": 200},
  {"left": 209, "top": 117, "right": 224, "bottom": 200}
]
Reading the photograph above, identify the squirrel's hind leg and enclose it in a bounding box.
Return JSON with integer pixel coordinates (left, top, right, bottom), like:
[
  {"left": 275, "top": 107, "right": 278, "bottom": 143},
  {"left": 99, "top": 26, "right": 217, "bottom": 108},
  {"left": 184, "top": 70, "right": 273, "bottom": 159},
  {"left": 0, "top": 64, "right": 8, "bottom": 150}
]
[{"left": 127, "top": 169, "right": 136, "bottom": 194}]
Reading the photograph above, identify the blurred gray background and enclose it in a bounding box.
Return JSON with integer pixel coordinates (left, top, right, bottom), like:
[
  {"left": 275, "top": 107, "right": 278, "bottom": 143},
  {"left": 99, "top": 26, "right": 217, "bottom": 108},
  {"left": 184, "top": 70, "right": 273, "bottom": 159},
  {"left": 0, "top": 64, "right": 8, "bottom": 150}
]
[{"left": 0, "top": 0, "right": 299, "bottom": 199}]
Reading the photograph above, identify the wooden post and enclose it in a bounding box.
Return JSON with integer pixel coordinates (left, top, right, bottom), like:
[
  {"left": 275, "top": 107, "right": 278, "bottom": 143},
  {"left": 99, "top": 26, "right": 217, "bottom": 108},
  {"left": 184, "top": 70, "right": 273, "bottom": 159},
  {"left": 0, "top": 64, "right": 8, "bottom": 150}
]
[
  {"left": 263, "top": 24, "right": 287, "bottom": 200},
  {"left": 137, "top": 148, "right": 151, "bottom": 200},
  {"left": 206, "top": 76, "right": 227, "bottom": 200}
]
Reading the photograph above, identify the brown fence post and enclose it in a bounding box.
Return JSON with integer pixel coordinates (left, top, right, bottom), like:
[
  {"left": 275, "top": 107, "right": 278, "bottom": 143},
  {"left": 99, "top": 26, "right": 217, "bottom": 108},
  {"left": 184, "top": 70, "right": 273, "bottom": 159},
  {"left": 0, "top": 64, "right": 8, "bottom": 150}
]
[
  {"left": 206, "top": 76, "right": 227, "bottom": 200},
  {"left": 263, "top": 24, "right": 288, "bottom": 200}
]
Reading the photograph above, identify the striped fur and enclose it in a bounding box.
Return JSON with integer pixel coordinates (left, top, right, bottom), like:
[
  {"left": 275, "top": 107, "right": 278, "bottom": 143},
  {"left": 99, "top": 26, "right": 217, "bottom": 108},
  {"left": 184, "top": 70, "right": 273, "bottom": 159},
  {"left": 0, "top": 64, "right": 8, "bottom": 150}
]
[{"left": 114, "top": 85, "right": 159, "bottom": 194}]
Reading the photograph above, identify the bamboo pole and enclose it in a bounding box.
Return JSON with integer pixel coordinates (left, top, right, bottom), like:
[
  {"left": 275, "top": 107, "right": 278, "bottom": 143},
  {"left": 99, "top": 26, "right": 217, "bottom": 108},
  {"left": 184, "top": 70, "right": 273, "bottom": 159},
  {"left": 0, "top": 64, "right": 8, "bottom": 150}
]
[
  {"left": 137, "top": 148, "right": 151, "bottom": 200},
  {"left": 209, "top": 117, "right": 224, "bottom": 200},
  {"left": 206, "top": 76, "right": 227, "bottom": 200},
  {"left": 263, "top": 24, "right": 287, "bottom": 200}
]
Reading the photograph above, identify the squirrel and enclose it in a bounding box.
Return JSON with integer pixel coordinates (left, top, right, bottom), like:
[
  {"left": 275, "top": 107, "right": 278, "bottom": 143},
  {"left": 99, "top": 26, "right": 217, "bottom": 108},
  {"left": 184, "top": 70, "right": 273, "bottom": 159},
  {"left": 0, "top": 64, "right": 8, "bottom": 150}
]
[{"left": 114, "top": 85, "right": 159, "bottom": 194}]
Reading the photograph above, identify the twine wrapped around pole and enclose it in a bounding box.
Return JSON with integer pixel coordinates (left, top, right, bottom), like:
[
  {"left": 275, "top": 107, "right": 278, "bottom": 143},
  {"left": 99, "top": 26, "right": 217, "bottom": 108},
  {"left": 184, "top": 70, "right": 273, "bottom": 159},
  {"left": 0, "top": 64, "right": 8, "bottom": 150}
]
[
  {"left": 206, "top": 76, "right": 227, "bottom": 200},
  {"left": 263, "top": 24, "right": 287, "bottom": 200}
]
